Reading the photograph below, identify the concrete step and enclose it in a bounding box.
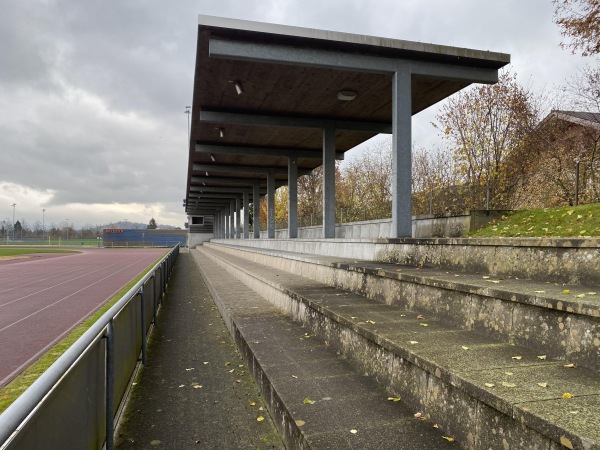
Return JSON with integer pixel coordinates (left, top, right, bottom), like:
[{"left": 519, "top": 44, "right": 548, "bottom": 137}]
[
  {"left": 209, "top": 236, "right": 600, "bottom": 287},
  {"left": 190, "top": 249, "right": 457, "bottom": 449},
  {"left": 197, "top": 245, "right": 600, "bottom": 450},
  {"left": 204, "top": 242, "right": 600, "bottom": 373}
]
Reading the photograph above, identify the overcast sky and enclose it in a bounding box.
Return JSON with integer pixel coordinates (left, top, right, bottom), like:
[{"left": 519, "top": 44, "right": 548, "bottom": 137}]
[{"left": 0, "top": 0, "right": 591, "bottom": 229}]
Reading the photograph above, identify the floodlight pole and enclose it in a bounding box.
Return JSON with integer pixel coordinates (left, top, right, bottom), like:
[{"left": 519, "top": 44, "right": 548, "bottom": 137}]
[
  {"left": 42, "top": 208, "right": 46, "bottom": 242},
  {"left": 11, "top": 203, "right": 16, "bottom": 242},
  {"left": 184, "top": 106, "right": 191, "bottom": 148}
]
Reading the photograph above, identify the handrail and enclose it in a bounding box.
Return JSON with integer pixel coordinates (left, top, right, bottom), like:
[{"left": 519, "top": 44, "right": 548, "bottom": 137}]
[{"left": 0, "top": 244, "right": 180, "bottom": 448}]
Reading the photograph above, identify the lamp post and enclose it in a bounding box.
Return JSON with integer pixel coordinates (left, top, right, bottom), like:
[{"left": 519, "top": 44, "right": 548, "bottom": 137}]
[
  {"left": 42, "top": 208, "right": 46, "bottom": 243},
  {"left": 184, "top": 106, "right": 191, "bottom": 148},
  {"left": 11, "top": 203, "right": 16, "bottom": 242},
  {"left": 65, "top": 219, "right": 70, "bottom": 241}
]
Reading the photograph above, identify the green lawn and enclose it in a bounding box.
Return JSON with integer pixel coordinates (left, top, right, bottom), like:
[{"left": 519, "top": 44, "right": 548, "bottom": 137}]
[
  {"left": 471, "top": 203, "right": 600, "bottom": 238},
  {"left": 0, "top": 248, "right": 77, "bottom": 256}
]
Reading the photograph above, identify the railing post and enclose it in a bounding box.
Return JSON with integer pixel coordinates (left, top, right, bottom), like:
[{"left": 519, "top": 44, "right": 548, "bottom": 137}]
[
  {"left": 152, "top": 274, "right": 158, "bottom": 327},
  {"left": 105, "top": 320, "right": 115, "bottom": 450},
  {"left": 140, "top": 287, "right": 147, "bottom": 365}
]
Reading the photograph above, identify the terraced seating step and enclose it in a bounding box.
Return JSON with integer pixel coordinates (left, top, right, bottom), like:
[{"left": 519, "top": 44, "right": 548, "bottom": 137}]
[
  {"left": 205, "top": 242, "right": 600, "bottom": 373},
  {"left": 197, "top": 245, "right": 600, "bottom": 450},
  {"left": 191, "top": 250, "right": 456, "bottom": 449}
]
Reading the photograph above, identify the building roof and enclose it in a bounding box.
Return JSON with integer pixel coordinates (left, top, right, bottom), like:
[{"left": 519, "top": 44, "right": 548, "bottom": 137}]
[{"left": 185, "top": 15, "right": 510, "bottom": 216}]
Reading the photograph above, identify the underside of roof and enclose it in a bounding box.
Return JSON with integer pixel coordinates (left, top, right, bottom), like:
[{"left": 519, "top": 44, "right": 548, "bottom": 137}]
[{"left": 185, "top": 15, "right": 510, "bottom": 216}]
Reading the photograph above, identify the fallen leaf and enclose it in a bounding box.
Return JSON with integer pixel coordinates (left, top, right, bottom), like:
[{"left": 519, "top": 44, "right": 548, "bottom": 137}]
[
  {"left": 185, "top": 368, "right": 194, "bottom": 371},
  {"left": 486, "top": 280, "right": 500, "bottom": 284},
  {"left": 292, "top": 375, "right": 298, "bottom": 379},
  {"left": 193, "top": 385, "right": 203, "bottom": 389},
  {"left": 417, "top": 315, "right": 426, "bottom": 320},
  {"left": 562, "top": 392, "right": 573, "bottom": 399},
  {"left": 178, "top": 384, "right": 185, "bottom": 388},
  {"left": 537, "top": 355, "right": 547, "bottom": 360},
  {"left": 229, "top": 369, "right": 235, "bottom": 373},
  {"left": 484, "top": 383, "right": 495, "bottom": 388},
  {"left": 249, "top": 402, "right": 256, "bottom": 406},
  {"left": 236, "top": 379, "right": 241, "bottom": 383},
  {"left": 511, "top": 356, "right": 522, "bottom": 360},
  {"left": 560, "top": 435, "right": 574, "bottom": 450},
  {"left": 442, "top": 436, "right": 455, "bottom": 442},
  {"left": 587, "top": 292, "right": 597, "bottom": 295},
  {"left": 563, "top": 290, "right": 570, "bottom": 294},
  {"left": 257, "top": 416, "right": 265, "bottom": 422},
  {"left": 409, "top": 341, "right": 419, "bottom": 344},
  {"left": 295, "top": 420, "right": 305, "bottom": 427},
  {"left": 322, "top": 397, "right": 332, "bottom": 401},
  {"left": 350, "top": 429, "right": 358, "bottom": 434},
  {"left": 366, "top": 320, "right": 376, "bottom": 324},
  {"left": 225, "top": 362, "right": 231, "bottom": 366},
  {"left": 575, "top": 294, "right": 586, "bottom": 298},
  {"left": 203, "top": 362, "right": 209, "bottom": 365},
  {"left": 420, "top": 323, "right": 428, "bottom": 327},
  {"left": 501, "top": 382, "right": 516, "bottom": 388},
  {"left": 258, "top": 406, "right": 264, "bottom": 411},
  {"left": 537, "top": 383, "right": 548, "bottom": 388},
  {"left": 534, "top": 290, "right": 546, "bottom": 294},
  {"left": 351, "top": 316, "right": 358, "bottom": 319},
  {"left": 505, "top": 372, "right": 514, "bottom": 376},
  {"left": 564, "top": 364, "right": 577, "bottom": 368},
  {"left": 433, "top": 424, "right": 439, "bottom": 429},
  {"left": 387, "top": 397, "right": 401, "bottom": 402},
  {"left": 482, "top": 276, "right": 490, "bottom": 279},
  {"left": 462, "top": 346, "right": 469, "bottom": 350},
  {"left": 303, "top": 398, "right": 315, "bottom": 405},
  {"left": 414, "top": 412, "right": 424, "bottom": 419}
]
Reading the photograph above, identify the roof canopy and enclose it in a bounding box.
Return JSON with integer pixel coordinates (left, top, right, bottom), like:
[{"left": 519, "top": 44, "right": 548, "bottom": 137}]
[{"left": 185, "top": 15, "right": 510, "bottom": 216}]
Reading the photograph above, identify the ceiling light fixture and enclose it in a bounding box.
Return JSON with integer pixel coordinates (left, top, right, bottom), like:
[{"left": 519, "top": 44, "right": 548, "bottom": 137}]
[
  {"left": 205, "top": 171, "right": 209, "bottom": 176},
  {"left": 337, "top": 90, "right": 357, "bottom": 101},
  {"left": 210, "top": 154, "right": 216, "bottom": 162},
  {"left": 217, "top": 128, "right": 224, "bottom": 138},
  {"left": 229, "top": 80, "right": 244, "bottom": 95}
]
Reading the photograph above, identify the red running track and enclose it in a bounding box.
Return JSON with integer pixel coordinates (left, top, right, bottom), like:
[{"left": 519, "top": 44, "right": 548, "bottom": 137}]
[{"left": 0, "top": 248, "right": 168, "bottom": 387}]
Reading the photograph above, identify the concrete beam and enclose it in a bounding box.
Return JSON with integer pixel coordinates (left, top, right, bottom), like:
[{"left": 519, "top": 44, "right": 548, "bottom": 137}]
[
  {"left": 209, "top": 39, "right": 500, "bottom": 84},
  {"left": 193, "top": 163, "right": 312, "bottom": 176},
  {"left": 200, "top": 110, "right": 392, "bottom": 134},
  {"left": 196, "top": 143, "right": 344, "bottom": 161}
]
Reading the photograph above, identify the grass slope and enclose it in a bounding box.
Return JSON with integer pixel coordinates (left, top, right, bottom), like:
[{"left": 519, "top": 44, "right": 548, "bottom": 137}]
[{"left": 471, "top": 203, "right": 600, "bottom": 238}]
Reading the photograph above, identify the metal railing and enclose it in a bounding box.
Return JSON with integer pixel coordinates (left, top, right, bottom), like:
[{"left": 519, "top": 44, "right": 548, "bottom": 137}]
[{"left": 0, "top": 244, "right": 180, "bottom": 450}]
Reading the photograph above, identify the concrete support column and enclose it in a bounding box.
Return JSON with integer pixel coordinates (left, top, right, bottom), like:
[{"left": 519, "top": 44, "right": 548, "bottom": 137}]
[
  {"left": 224, "top": 212, "right": 229, "bottom": 239},
  {"left": 243, "top": 192, "right": 250, "bottom": 239},
  {"left": 253, "top": 182, "right": 260, "bottom": 239},
  {"left": 392, "top": 67, "right": 413, "bottom": 238},
  {"left": 235, "top": 197, "right": 241, "bottom": 239},
  {"left": 288, "top": 156, "right": 298, "bottom": 238},
  {"left": 323, "top": 126, "right": 336, "bottom": 239},
  {"left": 229, "top": 201, "right": 235, "bottom": 239},
  {"left": 267, "top": 171, "right": 275, "bottom": 239}
]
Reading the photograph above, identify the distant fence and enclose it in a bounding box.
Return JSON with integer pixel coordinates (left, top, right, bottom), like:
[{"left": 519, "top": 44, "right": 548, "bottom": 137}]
[{"left": 0, "top": 245, "right": 180, "bottom": 450}]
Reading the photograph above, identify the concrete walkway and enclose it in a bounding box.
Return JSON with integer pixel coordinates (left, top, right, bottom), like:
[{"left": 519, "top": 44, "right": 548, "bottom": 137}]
[{"left": 115, "top": 251, "right": 284, "bottom": 450}]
